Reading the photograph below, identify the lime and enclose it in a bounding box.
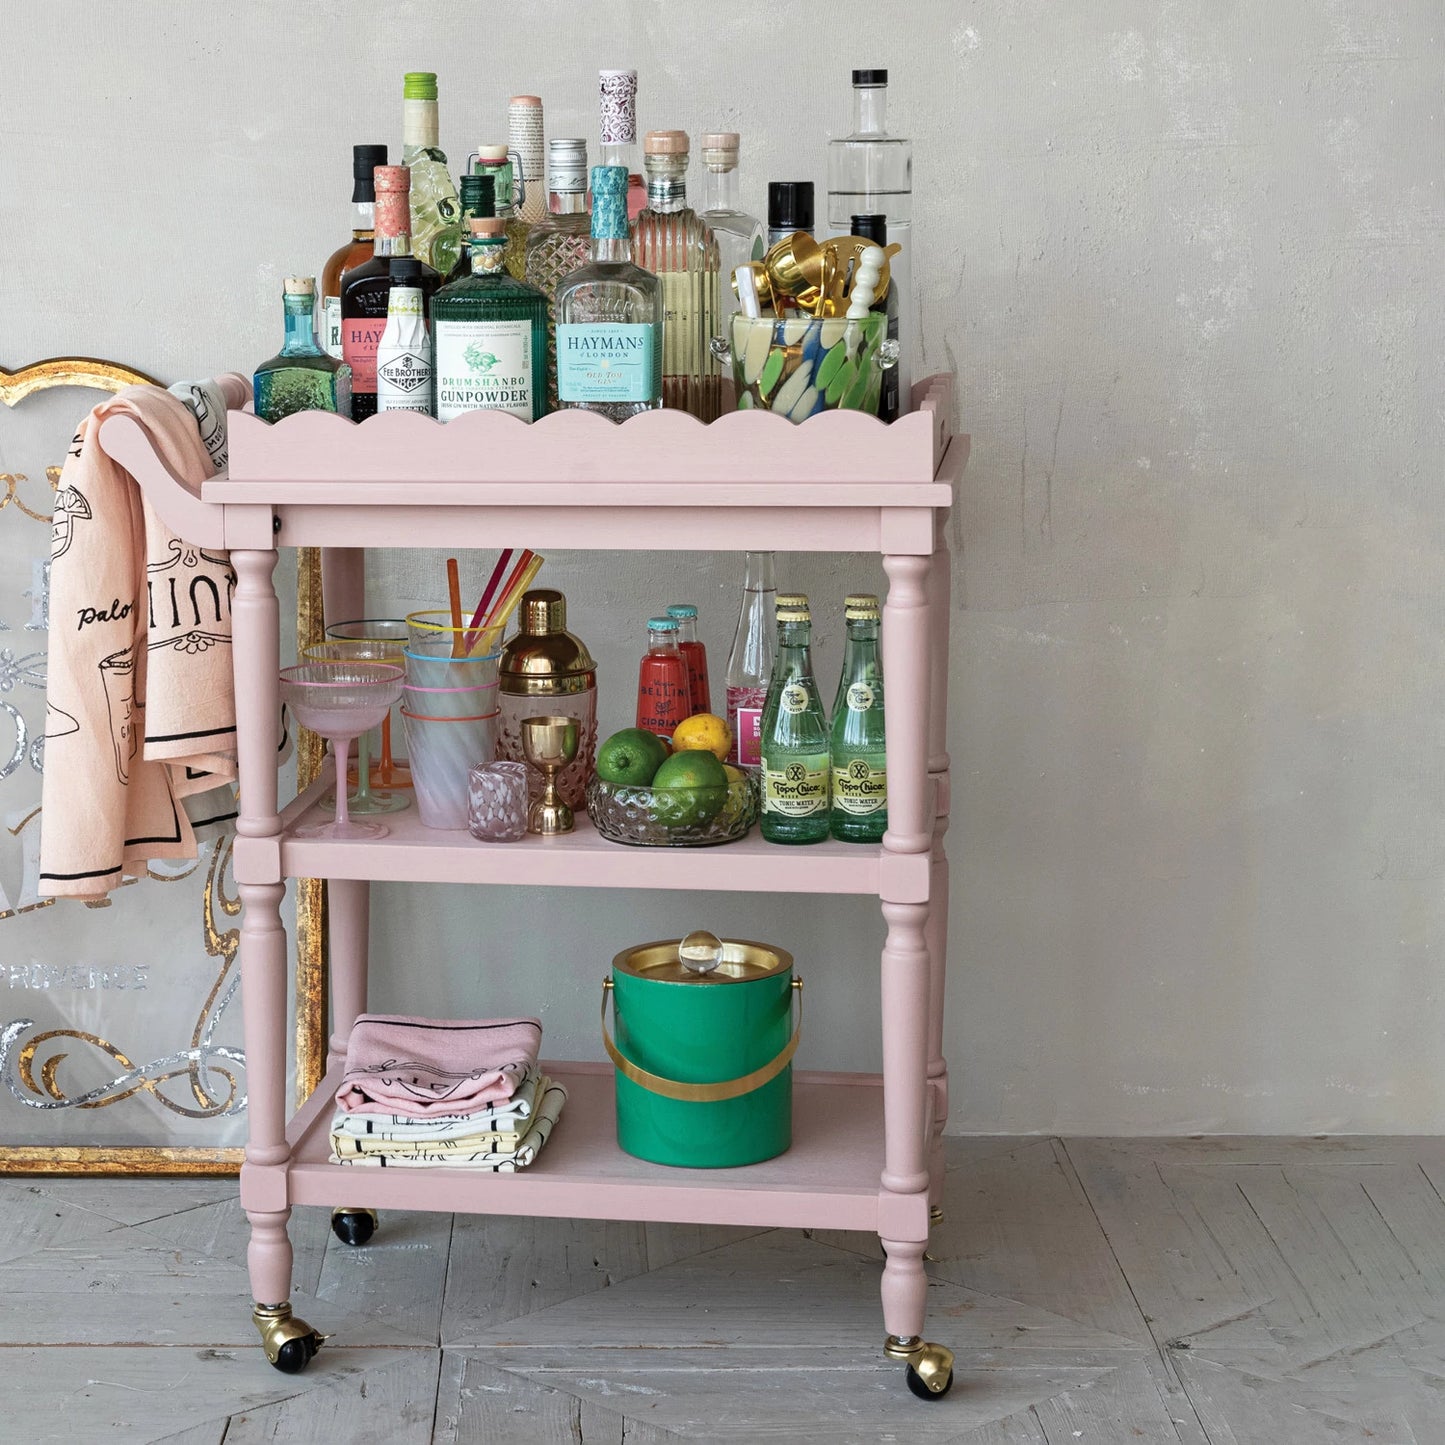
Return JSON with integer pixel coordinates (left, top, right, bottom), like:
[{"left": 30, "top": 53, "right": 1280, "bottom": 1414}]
[{"left": 650, "top": 750, "right": 728, "bottom": 829}]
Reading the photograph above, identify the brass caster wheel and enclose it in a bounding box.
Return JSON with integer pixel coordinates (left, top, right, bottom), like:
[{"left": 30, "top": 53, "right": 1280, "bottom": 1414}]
[
  {"left": 331, "top": 1206, "right": 378, "bottom": 1247},
  {"left": 885, "top": 1336, "right": 955, "bottom": 1400},
  {"left": 253, "top": 1302, "right": 326, "bottom": 1374}
]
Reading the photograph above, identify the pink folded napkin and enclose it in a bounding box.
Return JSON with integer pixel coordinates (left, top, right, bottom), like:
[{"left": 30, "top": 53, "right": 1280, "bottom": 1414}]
[{"left": 335, "top": 1014, "right": 543, "bottom": 1117}]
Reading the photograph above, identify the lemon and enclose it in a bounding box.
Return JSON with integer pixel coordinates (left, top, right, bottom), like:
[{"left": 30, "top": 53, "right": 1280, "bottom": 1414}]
[{"left": 672, "top": 712, "right": 731, "bottom": 761}]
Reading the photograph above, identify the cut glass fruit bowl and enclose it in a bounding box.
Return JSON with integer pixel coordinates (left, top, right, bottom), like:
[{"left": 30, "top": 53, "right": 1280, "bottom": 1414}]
[{"left": 586, "top": 771, "right": 759, "bottom": 847}]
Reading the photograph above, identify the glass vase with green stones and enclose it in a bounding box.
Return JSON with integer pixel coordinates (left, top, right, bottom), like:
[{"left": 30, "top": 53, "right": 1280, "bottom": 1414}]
[{"left": 253, "top": 277, "right": 351, "bottom": 421}]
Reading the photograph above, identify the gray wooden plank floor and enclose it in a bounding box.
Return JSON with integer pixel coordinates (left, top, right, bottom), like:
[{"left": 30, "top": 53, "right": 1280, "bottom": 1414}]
[{"left": 1, "top": 1138, "right": 1440, "bottom": 1443}]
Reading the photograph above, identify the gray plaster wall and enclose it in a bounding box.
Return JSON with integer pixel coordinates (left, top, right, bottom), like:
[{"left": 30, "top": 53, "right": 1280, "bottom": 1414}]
[{"left": 4, "top": 1, "right": 1441, "bottom": 1132}]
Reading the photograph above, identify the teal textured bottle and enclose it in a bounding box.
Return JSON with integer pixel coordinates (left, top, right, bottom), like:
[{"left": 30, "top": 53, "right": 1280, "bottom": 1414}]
[
  {"left": 830, "top": 594, "right": 887, "bottom": 843},
  {"left": 253, "top": 277, "right": 350, "bottom": 421},
  {"left": 759, "top": 594, "right": 831, "bottom": 844}
]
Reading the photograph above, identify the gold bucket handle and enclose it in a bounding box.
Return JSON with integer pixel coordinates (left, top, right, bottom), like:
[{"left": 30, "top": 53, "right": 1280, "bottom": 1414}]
[{"left": 600, "top": 977, "right": 802, "bottom": 1103}]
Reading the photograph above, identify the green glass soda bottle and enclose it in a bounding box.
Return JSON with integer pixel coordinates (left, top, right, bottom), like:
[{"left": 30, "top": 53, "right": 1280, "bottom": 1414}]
[
  {"left": 830, "top": 594, "right": 887, "bottom": 843},
  {"left": 759, "top": 594, "right": 831, "bottom": 844}
]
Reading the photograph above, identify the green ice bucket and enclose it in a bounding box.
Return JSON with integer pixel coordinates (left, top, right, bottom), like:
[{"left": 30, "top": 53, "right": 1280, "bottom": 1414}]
[{"left": 603, "top": 937, "right": 800, "bottom": 1168}]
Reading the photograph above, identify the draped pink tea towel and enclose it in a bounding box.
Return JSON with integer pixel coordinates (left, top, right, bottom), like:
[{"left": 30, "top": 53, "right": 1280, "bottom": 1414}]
[
  {"left": 39, "top": 385, "right": 237, "bottom": 899},
  {"left": 335, "top": 1015, "right": 544, "bottom": 1117}
]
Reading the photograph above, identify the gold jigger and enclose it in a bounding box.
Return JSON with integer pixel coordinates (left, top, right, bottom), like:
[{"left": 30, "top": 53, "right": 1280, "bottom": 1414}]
[{"left": 521, "top": 715, "right": 579, "bottom": 835}]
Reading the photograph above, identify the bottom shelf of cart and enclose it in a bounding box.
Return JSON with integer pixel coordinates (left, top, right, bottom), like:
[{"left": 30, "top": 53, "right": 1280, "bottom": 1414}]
[{"left": 276, "top": 1061, "right": 909, "bottom": 1234}]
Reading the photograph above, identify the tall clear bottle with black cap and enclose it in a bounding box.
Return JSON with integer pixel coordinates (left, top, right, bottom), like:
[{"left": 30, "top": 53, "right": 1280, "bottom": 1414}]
[
  {"left": 828, "top": 70, "right": 912, "bottom": 407},
  {"left": 767, "top": 180, "right": 813, "bottom": 250},
  {"left": 322, "top": 144, "right": 388, "bottom": 358},
  {"left": 852, "top": 214, "right": 899, "bottom": 422}
]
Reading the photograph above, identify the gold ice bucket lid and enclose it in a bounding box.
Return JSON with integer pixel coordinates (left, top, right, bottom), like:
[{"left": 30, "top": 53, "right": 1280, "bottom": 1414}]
[{"left": 612, "top": 936, "right": 793, "bottom": 985}]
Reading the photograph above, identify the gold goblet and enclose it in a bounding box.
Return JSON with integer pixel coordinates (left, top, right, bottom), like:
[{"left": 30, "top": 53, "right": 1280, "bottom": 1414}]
[{"left": 521, "top": 715, "right": 579, "bottom": 835}]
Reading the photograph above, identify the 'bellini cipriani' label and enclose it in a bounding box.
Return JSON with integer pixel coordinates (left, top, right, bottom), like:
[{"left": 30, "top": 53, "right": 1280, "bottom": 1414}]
[
  {"left": 556, "top": 324, "right": 656, "bottom": 403},
  {"left": 433, "top": 318, "right": 535, "bottom": 421}
]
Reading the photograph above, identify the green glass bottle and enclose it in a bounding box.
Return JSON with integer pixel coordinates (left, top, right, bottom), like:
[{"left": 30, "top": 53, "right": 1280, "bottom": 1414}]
[
  {"left": 759, "top": 594, "right": 831, "bottom": 844},
  {"left": 253, "top": 277, "right": 351, "bottom": 421},
  {"left": 444, "top": 173, "right": 496, "bottom": 284},
  {"left": 830, "top": 594, "right": 887, "bottom": 843},
  {"left": 431, "top": 217, "right": 550, "bottom": 422}
]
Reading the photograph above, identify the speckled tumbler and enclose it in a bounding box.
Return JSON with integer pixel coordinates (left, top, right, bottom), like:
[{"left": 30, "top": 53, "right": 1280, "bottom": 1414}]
[{"left": 467, "top": 761, "right": 530, "bottom": 842}]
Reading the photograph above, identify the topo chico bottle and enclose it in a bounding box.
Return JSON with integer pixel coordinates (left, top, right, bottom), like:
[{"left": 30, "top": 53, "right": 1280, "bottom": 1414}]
[
  {"left": 830, "top": 594, "right": 887, "bottom": 843},
  {"left": 759, "top": 594, "right": 830, "bottom": 844}
]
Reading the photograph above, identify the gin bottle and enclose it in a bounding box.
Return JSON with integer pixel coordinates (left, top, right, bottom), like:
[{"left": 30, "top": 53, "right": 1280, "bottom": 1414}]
[
  {"left": 759, "top": 594, "right": 830, "bottom": 844},
  {"left": 340, "top": 166, "right": 441, "bottom": 420},
  {"left": 724, "top": 551, "right": 775, "bottom": 767},
  {"left": 444, "top": 172, "right": 497, "bottom": 284},
  {"left": 699, "top": 131, "right": 764, "bottom": 408},
  {"left": 402, "top": 72, "right": 461, "bottom": 276},
  {"left": 431, "top": 217, "right": 549, "bottom": 422},
  {"left": 254, "top": 278, "right": 351, "bottom": 421},
  {"left": 830, "top": 594, "right": 887, "bottom": 843},
  {"left": 598, "top": 69, "right": 647, "bottom": 220},
  {"left": 524, "top": 138, "right": 592, "bottom": 408},
  {"left": 321, "top": 143, "right": 387, "bottom": 359},
  {"left": 632, "top": 130, "right": 721, "bottom": 422},
  {"left": 553, "top": 165, "right": 662, "bottom": 421},
  {"left": 470, "top": 145, "right": 531, "bottom": 281},
  {"left": 375, "top": 263, "right": 433, "bottom": 415},
  {"left": 827, "top": 70, "right": 913, "bottom": 406}
]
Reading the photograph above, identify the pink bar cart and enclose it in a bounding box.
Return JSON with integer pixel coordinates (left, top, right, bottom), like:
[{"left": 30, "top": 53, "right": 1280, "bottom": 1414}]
[{"left": 99, "top": 378, "right": 967, "bottom": 1399}]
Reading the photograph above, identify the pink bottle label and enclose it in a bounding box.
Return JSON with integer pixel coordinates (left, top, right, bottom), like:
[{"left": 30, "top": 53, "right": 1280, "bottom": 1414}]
[{"left": 727, "top": 683, "right": 768, "bottom": 766}]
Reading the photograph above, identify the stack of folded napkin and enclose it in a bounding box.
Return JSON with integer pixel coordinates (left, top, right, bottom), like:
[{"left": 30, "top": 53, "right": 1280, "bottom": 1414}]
[{"left": 329, "top": 1014, "right": 566, "bottom": 1171}]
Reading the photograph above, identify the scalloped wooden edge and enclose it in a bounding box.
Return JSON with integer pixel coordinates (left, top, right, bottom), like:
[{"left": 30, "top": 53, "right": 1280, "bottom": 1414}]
[{"left": 225, "top": 373, "right": 955, "bottom": 485}]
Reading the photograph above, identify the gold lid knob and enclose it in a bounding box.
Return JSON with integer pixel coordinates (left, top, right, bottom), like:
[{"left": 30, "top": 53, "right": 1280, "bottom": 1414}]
[{"left": 519, "top": 588, "right": 567, "bottom": 635}]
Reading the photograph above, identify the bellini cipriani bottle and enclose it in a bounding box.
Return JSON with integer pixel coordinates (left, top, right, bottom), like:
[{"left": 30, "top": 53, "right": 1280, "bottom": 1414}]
[
  {"left": 340, "top": 165, "right": 441, "bottom": 420},
  {"left": 632, "top": 130, "right": 721, "bottom": 422},
  {"left": 553, "top": 165, "right": 662, "bottom": 421},
  {"left": 759, "top": 594, "right": 831, "bottom": 844},
  {"left": 321, "top": 143, "right": 387, "bottom": 359},
  {"left": 830, "top": 594, "right": 887, "bottom": 843},
  {"left": 827, "top": 69, "right": 913, "bottom": 408},
  {"left": 431, "top": 217, "right": 549, "bottom": 422}
]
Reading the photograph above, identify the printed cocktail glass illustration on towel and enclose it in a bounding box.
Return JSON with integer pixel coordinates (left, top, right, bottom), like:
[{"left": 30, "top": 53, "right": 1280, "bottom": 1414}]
[{"left": 98, "top": 641, "right": 138, "bottom": 785}]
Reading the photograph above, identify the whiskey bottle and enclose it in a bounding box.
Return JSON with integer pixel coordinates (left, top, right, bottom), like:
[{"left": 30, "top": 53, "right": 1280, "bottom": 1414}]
[
  {"left": 598, "top": 69, "right": 647, "bottom": 221},
  {"left": 431, "top": 217, "right": 549, "bottom": 422},
  {"left": 524, "top": 139, "right": 592, "bottom": 410},
  {"left": 632, "top": 130, "right": 721, "bottom": 422},
  {"left": 553, "top": 165, "right": 662, "bottom": 421},
  {"left": 321, "top": 143, "right": 387, "bottom": 359},
  {"left": 402, "top": 71, "right": 461, "bottom": 275},
  {"left": 254, "top": 278, "right": 351, "bottom": 421},
  {"left": 340, "top": 165, "right": 441, "bottom": 420}
]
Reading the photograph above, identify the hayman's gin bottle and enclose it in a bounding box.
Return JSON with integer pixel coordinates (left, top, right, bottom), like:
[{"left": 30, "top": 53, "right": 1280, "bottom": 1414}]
[
  {"left": 759, "top": 594, "right": 831, "bottom": 844},
  {"left": 830, "top": 594, "right": 887, "bottom": 843},
  {"left": 554, "top": 165, "right": 662, "bottom": 421},
  {"left": 632, "top": 130, "right": 721, "bottom": 421},
  {"left": 598, "top": 69, "right": 647, "bottom": 221}
]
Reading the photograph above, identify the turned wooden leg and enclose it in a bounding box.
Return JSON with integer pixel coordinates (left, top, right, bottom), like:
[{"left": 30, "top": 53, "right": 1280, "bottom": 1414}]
[
  {"left": 326, "top": 878, "right": 370, "bottom": 1073},
  {"left": 880, "top": 1236, "right": 929, "bottom": 1341},
  {"left": 926, "top": 821, "right": 951, "bottom": 1212},
  {"left": 880, "top": 900, "right": 931, "bottom": 1200},
  {"left": 882, "top": 554, "right": 932, "bottom": 854}
]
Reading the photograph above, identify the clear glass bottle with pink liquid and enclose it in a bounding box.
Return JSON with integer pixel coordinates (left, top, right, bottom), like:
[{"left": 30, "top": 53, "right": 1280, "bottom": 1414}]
[{"left": 724, "top": 551, "right": 775, "bottom": 767}]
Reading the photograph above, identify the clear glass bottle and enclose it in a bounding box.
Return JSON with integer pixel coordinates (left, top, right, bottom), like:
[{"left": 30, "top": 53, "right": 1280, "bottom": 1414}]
[
  {"left": 598, "top": 68, "right": 647, "bottom": 220},
  {"left": 524, "top": 138, "right": 592, "bottom": 409},
  {"left": 431, "top": 217, "right": 550, "bottom": 422},
  {"left": 851, "top": 213, "right": 899, "bottom": 422},
  {"left": 375, "top": 263, "right": 433, "bottom": 415},
  {"left": 254, "top": 277, "right": 351, "bottom": 421},
  {"left": 321, "top": 143, "right": 387, "bottom": 359},
  {"left": 469, "top": 145, "right": 531, "bottom": 281},
  {"left": 700, "top": 131, "right": 764, "bottom": 410},
  {"left": 827, "top": 70, "right": 912, "bottom": 407},
  {"left": 554, "top": 165, "right": 663, "bottom": 421},
  {"left": 759, "top": 594, "right": 831, "bottom": 844},
  {"left": 340, "top": 165, "right": 442, "bottom": 420},
  {"left": 725, "top": 550, "right": 775, "bottom": 767},
  {"left": 636, "top": 616, "right": 691, "bottom": 739},
  {"left": 632, "top": 130, "right": 721, "bottom": 422},
  {"left": 402, "top": 71, "right": 461, "bottom": 276},
  {"left": 666, "top": 603, "right": 710, "bottom": 714},
  {"left": 509, "top": 95, "right": 547, "bottom": 224},
  {"left": 830, "top": 594, "right": 887, "bottom": 843},
  {"left": 445, "top": 173, "right": 497, "bottom": 285}
]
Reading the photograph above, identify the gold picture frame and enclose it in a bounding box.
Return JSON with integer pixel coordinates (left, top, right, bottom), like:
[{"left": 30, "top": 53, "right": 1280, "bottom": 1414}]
[{"left": 0, "top": 357, "right": 327, "bottom": 1174}]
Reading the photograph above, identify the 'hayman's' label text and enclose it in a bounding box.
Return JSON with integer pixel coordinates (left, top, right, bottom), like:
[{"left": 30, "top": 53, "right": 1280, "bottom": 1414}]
[{"left": 556, "top": 323, "right": 658, "bottom": 404}]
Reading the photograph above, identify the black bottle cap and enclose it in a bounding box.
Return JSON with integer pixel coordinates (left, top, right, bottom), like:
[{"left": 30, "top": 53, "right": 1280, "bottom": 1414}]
[
  {"left": 851, "top": 213, "right": 888, "bottom": 245},
  {"left": 351, "top": 144, "right": 389, "bottom": 203},
  {"left": 852, "top": 69, "right": 888, "bottom": 86},
  {"left": 768, "top": 180, "right": 814, "bottom": 232},
  {"left": 390, "top": 257, "right": 422, "bottom": 280},
  {"left": 459, "top": 172, "right": 497, "bottom": 218}
]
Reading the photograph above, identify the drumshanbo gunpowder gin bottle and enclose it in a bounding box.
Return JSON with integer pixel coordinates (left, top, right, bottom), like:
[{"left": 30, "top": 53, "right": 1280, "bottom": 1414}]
[
  {"left": 830, "top": 594, "right": 887, "bottom": 842},
  {"left": 759, "top": 594, "right": 830, "bottom": 844}
]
